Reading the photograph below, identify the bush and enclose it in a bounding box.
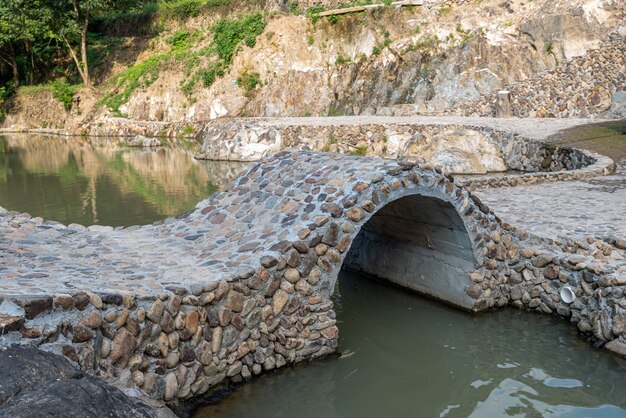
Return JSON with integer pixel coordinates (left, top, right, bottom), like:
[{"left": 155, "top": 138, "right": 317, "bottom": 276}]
[
  {"left": 166, "top": 30, "right": 191, "bottom": 49},
  {"left": 237, "top": 69, "right": 261, "bottom": 96},
  {"left": 50, "top": 80, "right": 81, "bottom": 111},
  {"left": 198, "top": 61, "right": 226, "bottom": 88},
  {"left": 99, "top": 54, "right": 166, "bottom": 115},
  {"left": 212, "top": 12, "right": 266, "bottom": 63}
]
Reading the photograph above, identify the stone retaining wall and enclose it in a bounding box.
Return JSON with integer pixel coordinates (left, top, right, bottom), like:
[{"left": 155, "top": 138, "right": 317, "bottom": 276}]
[
  {"left": 452, "top": 35, "right": 626, "bottom": 118},
  {"left": 1, "top": 150, "right": 625, "bottom": 410},
  {"left": 195, "top": 119, "right": 614, "bottom": 188}
]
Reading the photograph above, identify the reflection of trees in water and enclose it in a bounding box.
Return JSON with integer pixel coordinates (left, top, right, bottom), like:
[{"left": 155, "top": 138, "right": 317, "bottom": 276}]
[{"left": 0, "top": 134, "right": 245, "bottom": 216}]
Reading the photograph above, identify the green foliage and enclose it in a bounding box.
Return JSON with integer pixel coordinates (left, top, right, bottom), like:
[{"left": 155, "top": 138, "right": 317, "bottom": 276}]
[
  {"left": 166, "top": 30, "right": 191, "bottom": 48},
  {"left": 99, "top": 53, "right": 166, "bottom": 115},
  {"left": 288, "top": 1, "right": 301, "bottom": 15},
  {"left": 180, "top": 76, "right": 196, "bottom": 97},
  {"left": 50, "top": 79, "right": 81, "bottom": 110},
  {"left": 351, "top": 145, "right": 367, "bottom": 156},
  {"left": 414, "top": 35, "right": 440, "bottom": 53},
  {"left": 437, "top": 6, "right": 452, "bottom": 14},
  {"left": 335, "top": 52, "right": 351, "bottom": 65},
  {"left": 237, "top": 69, "right": 261, "bottom": 96},
  {"left": 372, "top": 45, "right": 381, "bottom": 55},
  {"left": 306, "top": 6, "right": 325, "bottom": 23},
  {"left": 197, "top": 60, "right": 225, "bottom": 88},
  {"left": 383, "top": 0, "right": 392, "bottom": 5},
  {"left": 160, "top": 0, "right": 230, "bottom": 20},
  {"left": 327, "top": 105, "right": 342, "bottom": 116},
  {"left": 545, "top": 40, "right": 553, "bottom": 54},
  {"left": 212, "top": 12, "right": 266, "bottom": 63},
  {"left": 307, "top": 35, "right": 315, "bottom": 45},
  {"left": 179, "top": 124, "right": 194, "bottom": 136}
]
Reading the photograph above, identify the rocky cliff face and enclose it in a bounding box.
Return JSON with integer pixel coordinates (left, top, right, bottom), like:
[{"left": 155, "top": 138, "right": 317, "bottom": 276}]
[
  {"left": 2, "top": 0, "right": 624, "bottom": 129},
  {"left": 118, "top": 0, "right": 625, "bottom": 122}
]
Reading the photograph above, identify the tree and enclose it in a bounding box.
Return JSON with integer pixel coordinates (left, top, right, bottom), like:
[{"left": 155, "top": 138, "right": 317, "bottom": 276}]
[
  {"left": 0, "top": 1, "right": 50, "bottom": 88},
  {"left": 49, "top": 0, "right": 125, "bottom": 87}
]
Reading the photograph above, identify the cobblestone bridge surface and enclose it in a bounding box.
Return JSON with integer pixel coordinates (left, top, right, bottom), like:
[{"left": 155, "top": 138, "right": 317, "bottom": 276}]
[{"left": 1, "top": 126, "right": 626, "bottom": 406}]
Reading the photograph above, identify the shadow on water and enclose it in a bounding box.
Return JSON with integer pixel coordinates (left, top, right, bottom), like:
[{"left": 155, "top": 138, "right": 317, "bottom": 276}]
[
  {"left": 0, "top": 134, "right": 247, "bottom": 226},
  {"left": 192, "top": 270, "right": 626, "bottom": 418}
]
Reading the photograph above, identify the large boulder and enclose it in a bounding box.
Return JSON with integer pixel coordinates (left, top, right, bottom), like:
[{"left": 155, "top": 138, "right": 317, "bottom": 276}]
[{"left": 0, "top": 346, "right": 173, "bottom": 418}]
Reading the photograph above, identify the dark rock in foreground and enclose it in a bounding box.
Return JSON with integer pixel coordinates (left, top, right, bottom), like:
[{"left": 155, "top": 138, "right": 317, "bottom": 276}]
[{"left": 0, "top": 346, "right": 173, "bottom": 418}]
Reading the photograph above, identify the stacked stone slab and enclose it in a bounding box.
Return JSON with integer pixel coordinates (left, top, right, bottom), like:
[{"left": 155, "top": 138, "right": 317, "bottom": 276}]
[
  {"left": 452, "top": 35, "right": 626, "bottom": 118},
  {"left": 1, "top": 149, "right": 625, "bottom": 409}
]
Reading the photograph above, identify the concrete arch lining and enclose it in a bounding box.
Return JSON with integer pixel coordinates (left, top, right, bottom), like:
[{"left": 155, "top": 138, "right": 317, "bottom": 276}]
[{"left": 342, "top": 194, "right": 478, "bottom": 310}]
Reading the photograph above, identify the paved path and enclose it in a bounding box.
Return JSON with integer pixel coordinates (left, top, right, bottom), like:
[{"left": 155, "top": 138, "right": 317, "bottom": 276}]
[
  {"left": 476, "top": 161, "right": 626, "bottom": 241},
  {"left": 252, "top": 116, "right": 608, "bottom": 141}
]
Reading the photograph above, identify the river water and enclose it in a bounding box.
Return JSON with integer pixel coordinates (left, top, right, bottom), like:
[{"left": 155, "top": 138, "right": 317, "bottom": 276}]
[
  {"left": 0, "top": 134, "right": 245, "bottom": 226},
  {"left": 2, "top": 133, "right": 625, "bottom": 418},
  {"left": 193, "top": 270, "right": 626, "bottom": 418}
]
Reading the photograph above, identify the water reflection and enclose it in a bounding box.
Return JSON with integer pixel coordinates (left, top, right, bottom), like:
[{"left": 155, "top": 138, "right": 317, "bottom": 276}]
[
  {"left": 0, "top": 134, "right": 247, "bottom": 226},
  {"left": 194, "top": 270, "right": 626, "bottom": 418}
]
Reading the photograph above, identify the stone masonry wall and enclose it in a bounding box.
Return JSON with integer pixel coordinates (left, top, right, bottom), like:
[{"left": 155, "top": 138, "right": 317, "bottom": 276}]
[
  {"left": 1, "top": 151, "right": 625, "bottom": 410},
  {"left": 195, "top": 120, "right": 614, "bottom": 189},
  {"left": 452, "top": 35, "right": 626, "bottom": 118}
]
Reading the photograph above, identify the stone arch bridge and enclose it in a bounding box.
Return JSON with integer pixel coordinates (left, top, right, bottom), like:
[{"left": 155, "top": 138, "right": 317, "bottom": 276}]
[{"left": 1, "top": 149, "right": 624, "bottom": 405}]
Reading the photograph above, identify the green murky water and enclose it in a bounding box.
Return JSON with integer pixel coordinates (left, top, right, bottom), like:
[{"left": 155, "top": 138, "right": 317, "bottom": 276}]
[
  {"left": 193, "top": 270, "right": 626, "bottom": 418},
  {"left": 0, "top": 134, "right": 246, "bottom": 226}
]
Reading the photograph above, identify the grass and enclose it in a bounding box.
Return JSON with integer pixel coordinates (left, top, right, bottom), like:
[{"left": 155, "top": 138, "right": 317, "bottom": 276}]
[
  {"left": 99, "top": 11, "right": 266, "bottom": 114},
  {"left": 179, "top": 124, "right": 194, "bottom": 136},
  {"left": 19, "top": 81, "right": 82, "bottom": 111},
  {"left": 351, "top": 145, "right": 367, "bottom": 156},
  {"left": 335, "top": 52, "right": 351, "bottom": 65},
  {"left": 328, "top": 106, "right": 343, "bottom": 116}
]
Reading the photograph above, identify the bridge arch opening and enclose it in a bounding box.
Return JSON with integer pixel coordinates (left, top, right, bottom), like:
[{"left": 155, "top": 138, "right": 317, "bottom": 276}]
[{"left": 341, "top": 193, "right": 478, "bottom": 310}]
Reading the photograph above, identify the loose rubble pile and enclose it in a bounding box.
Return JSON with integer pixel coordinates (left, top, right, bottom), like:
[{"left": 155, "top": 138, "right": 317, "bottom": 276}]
[{"left": 453, "top": 35, "right": 626, "bottom": 118}]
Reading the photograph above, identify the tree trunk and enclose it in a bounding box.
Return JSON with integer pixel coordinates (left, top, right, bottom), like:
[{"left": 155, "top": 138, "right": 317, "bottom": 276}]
[
  {"left": 60, "top": 34, "right": 87, "bottom": 85},
  {"left": 80, "top": 15, "right": 90, "bottom": 87},
  {"left": 25, "top": 40, "right": 35, "bottom": 85},
  {"left": 8, "top": 43, "right": 19, "bottom": 88}
]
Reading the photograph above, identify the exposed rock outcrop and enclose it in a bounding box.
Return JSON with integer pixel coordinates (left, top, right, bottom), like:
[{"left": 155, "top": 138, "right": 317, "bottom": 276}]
[{"left": 0, "top": 346, "right": 175, "bottom": 418}]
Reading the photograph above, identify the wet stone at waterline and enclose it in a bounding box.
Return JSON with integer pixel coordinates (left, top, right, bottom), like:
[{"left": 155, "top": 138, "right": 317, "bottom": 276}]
[{"left": 192, "top": 271, "right": 626, "bottom": 418}]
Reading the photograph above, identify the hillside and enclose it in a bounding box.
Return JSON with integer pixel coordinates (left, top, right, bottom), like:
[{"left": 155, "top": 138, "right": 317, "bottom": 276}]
[{"left": 1, "top": 0, "right": 624, "bottom": 130}]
